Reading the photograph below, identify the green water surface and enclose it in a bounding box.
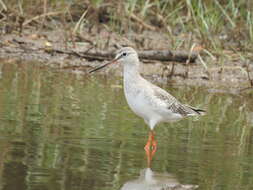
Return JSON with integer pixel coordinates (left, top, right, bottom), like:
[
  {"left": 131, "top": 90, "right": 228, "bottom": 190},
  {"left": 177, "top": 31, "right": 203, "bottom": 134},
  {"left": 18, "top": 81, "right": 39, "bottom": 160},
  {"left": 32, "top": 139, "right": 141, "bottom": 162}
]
[{"left": 0, "top": 59, "right": 252, "bottom": 190}]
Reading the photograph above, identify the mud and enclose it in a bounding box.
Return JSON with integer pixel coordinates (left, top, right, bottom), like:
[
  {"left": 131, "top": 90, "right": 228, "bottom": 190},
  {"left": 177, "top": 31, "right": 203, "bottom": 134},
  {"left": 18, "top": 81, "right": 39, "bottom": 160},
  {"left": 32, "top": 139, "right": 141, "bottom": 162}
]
[{"left": 0, "top": 29, "right": 252, "bottom": 93}]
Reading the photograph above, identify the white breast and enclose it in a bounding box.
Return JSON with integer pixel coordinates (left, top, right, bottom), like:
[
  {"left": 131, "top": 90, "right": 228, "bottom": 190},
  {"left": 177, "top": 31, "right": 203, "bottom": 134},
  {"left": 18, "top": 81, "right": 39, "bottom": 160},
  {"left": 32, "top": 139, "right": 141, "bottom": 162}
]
[
  {"left": 125, "top": 91, "right": 155, "bottom": 121},
  {"left": 123, "top": 66, "right": 183, "bottom": 129}
]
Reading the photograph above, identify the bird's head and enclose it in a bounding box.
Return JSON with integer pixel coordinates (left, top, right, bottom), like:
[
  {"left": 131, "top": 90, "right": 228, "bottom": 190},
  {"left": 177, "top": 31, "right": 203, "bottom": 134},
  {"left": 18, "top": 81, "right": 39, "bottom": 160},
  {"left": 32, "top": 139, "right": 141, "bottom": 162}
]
[
  {"left": 89, "top": 47, "right": 139, "bottom": 73},
  {"left": 114, "top": 47, "right": 139, "bottom": 65}
]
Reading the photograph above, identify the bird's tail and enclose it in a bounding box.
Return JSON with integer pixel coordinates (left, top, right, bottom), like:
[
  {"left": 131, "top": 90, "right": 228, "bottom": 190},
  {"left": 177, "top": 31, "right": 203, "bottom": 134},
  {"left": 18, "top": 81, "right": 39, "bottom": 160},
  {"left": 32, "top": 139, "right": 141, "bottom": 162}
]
[{"left": 186, "top": 105, "right": 206, "bottom": 116}]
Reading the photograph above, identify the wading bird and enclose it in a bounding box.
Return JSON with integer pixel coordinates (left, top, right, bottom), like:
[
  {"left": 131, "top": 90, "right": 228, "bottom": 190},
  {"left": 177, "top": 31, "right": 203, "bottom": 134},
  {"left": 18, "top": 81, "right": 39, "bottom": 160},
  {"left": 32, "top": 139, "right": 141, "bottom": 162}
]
[{"left": 90, "top": 47, "right": 205, "bottom": 155}]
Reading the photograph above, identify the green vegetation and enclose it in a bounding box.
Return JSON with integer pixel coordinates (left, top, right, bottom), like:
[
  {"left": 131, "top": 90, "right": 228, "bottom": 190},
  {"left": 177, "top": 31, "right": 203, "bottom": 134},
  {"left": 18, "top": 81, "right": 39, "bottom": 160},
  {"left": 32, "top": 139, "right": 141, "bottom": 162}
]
[
  {"left": 1, "top": 0, "right": 252, "bottom": 84},
  {"left": 2, "top": 0, "right": 253, "bottom": 51}
]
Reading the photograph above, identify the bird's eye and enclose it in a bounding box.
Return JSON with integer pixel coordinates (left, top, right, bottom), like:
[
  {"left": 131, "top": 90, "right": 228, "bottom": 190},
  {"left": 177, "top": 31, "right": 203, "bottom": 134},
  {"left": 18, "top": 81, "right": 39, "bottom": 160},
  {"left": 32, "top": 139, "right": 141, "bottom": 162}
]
[{"left": 122, "top": 52, "right": 127, "bottom": 56}]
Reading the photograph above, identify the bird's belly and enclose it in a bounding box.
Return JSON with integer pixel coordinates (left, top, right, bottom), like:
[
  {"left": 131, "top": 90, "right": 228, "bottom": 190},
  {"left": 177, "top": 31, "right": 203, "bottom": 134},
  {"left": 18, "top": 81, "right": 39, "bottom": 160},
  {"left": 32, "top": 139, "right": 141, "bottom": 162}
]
[
  {"left": 125, "top": 92, "right": 159, "bottom": 121},
  {"left": 125, "top": 92, "right": 183, "bottom": 123}
]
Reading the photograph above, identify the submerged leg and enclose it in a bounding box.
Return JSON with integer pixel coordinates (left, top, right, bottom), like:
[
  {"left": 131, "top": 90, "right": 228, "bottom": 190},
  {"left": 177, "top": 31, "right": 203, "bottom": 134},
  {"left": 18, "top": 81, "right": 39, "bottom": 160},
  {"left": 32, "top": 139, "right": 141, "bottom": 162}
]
[
  {"left": 151, "top": 133, "right": 157, "bottom": 154},
  {"left": 144, "top": 130, "right": 157, "bottom": 151},
  {"left": 144, "top": 131, "right": 153, "bottom": 152},
  {"left": 144, "top": 130, "right": 157, "bottom": 167}
]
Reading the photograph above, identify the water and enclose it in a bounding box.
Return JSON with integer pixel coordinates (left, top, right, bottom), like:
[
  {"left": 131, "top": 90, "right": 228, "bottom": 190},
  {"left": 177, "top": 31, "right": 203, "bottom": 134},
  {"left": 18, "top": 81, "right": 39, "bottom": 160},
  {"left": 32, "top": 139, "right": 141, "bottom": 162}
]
[{"left": 0, "top": 59, "right": 252, "bottom": 190}]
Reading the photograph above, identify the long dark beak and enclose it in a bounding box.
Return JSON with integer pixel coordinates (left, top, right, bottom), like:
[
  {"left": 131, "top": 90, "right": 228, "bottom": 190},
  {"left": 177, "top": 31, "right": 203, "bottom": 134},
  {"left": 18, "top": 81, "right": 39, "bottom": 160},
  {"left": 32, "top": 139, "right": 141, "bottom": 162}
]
[{"left": 89, "top": 59, "right": 118, "bottom": 73}]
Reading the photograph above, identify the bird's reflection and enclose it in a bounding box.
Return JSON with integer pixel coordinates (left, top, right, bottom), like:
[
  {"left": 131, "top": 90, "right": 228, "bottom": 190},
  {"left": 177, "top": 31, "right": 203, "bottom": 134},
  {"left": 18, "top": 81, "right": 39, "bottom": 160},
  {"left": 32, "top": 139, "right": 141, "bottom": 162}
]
[
  {"left": 120, "top": 168, "right": 198, "bottom": 190},
  {"left": 120, "top": 146, "right": 198, "bottom": 190}
]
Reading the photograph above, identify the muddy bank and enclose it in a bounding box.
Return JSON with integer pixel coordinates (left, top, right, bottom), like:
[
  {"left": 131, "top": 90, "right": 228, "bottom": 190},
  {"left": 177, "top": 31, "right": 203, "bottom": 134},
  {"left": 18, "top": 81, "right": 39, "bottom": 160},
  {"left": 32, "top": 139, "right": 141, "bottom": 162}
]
[{"left": 0, "top": 29, "right": 253, "bottom": 92}]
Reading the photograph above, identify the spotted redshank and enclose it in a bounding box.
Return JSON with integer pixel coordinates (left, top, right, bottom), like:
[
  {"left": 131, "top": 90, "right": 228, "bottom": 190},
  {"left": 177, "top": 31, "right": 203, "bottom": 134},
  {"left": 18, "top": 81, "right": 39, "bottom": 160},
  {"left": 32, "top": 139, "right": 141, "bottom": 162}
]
[{"left": 89, "top": 47, "right": 205, "bottom": 155}]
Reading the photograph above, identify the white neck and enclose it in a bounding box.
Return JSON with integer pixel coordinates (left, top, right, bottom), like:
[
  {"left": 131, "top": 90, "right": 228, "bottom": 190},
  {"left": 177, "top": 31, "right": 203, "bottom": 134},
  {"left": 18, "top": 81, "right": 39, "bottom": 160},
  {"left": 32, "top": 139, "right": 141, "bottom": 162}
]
[{"left": 123, "top": 61, "right": 141, "bottom": 82}]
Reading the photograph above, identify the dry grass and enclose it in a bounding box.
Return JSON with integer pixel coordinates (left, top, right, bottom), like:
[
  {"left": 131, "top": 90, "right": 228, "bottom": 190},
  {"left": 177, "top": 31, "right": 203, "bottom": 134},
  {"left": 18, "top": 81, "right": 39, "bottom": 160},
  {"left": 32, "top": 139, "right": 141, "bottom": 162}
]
[{"left": 0, "top": 0, "right": 252, "bottom": 67}]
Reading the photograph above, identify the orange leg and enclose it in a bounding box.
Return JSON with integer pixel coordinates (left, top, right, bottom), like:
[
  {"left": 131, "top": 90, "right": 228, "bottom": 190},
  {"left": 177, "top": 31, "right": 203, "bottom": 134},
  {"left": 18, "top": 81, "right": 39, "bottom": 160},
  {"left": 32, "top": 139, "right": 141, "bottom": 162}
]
[
  {"left": 144, "top": 131, "right": 153, "bottom": 152},
  {"left": 144, "top": 130, "right": 157, "bottom": 167},
  {"left": 151, "top": 131, "right": 157, "bottom": 154}
]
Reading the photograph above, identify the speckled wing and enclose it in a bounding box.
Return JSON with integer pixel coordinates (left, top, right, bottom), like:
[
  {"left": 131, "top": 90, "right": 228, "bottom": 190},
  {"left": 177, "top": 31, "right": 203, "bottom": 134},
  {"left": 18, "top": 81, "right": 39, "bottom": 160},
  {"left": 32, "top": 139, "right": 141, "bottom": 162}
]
[
  {"left": 168, "top": 102, "right": 200, "bottom": 116},
  {"left": 152, "top": 85, "right": 178, "bottom": 107},
  {"left": 152, "top": 85, "right": 203, "bottom": 116}
]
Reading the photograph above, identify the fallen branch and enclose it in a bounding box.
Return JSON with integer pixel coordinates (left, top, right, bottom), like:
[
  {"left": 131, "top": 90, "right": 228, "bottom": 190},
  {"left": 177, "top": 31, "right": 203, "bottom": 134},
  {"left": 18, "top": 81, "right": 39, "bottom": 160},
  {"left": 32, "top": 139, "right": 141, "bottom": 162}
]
[
  {"left": 52, "top": 49, "right": 198, "bottom": 63},
  {"left": 10, "top": 37, "right": 198, "bottom": 63},
  {"left": 71, "top": 49, "right": 198, "bottom": 63},
  {"left": 138, "top": 50, "right": 197, "bottom": 63}
]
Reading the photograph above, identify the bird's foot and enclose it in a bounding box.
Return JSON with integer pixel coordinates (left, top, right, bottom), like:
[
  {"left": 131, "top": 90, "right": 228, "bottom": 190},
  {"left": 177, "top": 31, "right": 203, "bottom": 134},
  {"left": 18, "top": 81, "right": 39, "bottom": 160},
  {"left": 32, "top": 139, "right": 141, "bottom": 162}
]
[
  {"left": 145, "top": 139, "right": 157, "bottom": 167},
  {"left": 144, "top": 141, "right": 151, "bottom": 152},
  {"left": 151, "top": 139, "right": 157, "bottom": 154},
  {"left": 144, "top": 130, "right": 157, "bottom": 153},
  {"left": 144, "top": 139, "right": 157, "bottom": 156}
]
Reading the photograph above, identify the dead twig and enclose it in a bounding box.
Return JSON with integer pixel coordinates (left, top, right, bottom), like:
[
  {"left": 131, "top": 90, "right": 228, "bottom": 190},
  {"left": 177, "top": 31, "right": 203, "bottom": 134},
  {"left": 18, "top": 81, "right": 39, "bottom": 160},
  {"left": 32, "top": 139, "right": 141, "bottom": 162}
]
[
  {"left": 23, "top": 11, "right": 64, "bottom": 26},
  {"left": 0, "top": 0, "right": 7, "bottom": 11},
  {"left": 130, "top": 13, "right": 156, "bottom": 31},
  {"left": 246, "top": 61, "right": 253, "bottom": 87},
  {"left": 39, "top": 0, "right": 48, "bottom": 28},
  {"left": 77, "top": 34, "right": 95, "bottom": 45},
  {"left": 184, "top": 43, "right": 196, "bottom": 78},
  {"left": 73, "top": 9, "right": 88, "bottom": 35},
  {"left": 18, "top": 16, "right": 24, "bottom": 36}
]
